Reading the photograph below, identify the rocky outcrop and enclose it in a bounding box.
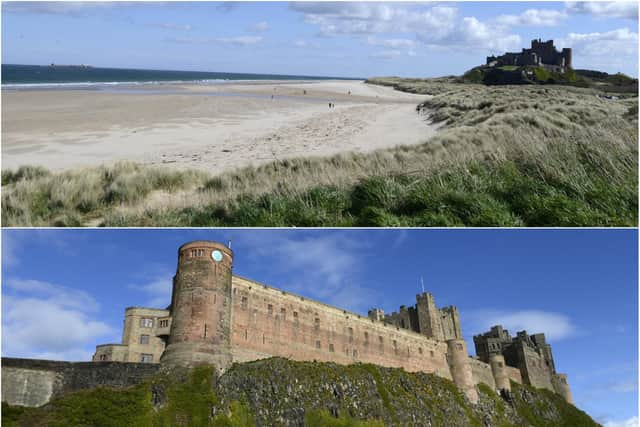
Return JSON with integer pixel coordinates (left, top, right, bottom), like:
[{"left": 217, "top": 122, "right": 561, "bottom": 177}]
[{"left": 3, "top": 357, "right": 599, "bottom": 427}]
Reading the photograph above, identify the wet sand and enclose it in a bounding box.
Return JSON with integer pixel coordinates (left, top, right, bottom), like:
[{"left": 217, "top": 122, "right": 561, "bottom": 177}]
[{"left": 2, "top": 80, "right": 437, "bottom": 173}]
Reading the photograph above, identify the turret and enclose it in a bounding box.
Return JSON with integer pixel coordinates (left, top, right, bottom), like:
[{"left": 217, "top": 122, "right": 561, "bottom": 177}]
[
  {"left": 489, "top": 354, "right": 510, "bottom": 393},
  {"left": 446, "top": 339, "right": 478, "bottom": 404},
  {"left": 160, "top": 241, "right": 233, "bottom": 372}
]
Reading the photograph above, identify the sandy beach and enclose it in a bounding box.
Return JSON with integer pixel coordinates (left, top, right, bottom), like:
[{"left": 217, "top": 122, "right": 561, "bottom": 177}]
[{"left": 2, "top": 80, "right": 437, "bottom": 173}]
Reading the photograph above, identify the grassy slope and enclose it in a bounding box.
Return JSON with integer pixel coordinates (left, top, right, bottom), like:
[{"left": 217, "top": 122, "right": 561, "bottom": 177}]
[
  {"left": 2, "top": 80, "right": 637, "bottom": 226},
  {"left": 2, "top": 358, "right": 599, "bottom": 427}
]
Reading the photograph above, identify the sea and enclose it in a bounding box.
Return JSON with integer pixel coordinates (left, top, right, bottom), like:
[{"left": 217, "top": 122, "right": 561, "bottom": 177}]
[{"left": 1, "top": 64, "right": 358, "bottom": 89}]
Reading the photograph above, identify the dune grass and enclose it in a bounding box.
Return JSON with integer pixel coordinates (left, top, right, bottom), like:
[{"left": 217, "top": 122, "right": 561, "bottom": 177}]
[{"left": 2, "top": 80, "right": 637, "bottom": 227}]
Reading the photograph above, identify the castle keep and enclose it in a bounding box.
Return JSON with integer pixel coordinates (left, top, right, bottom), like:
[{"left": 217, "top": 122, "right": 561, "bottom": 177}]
[
  {"left": 89, "top": 240, "right": 573, "bottom": 405},
  {"left": 486, "top": 39, "right": 572, "bottom": 72}
]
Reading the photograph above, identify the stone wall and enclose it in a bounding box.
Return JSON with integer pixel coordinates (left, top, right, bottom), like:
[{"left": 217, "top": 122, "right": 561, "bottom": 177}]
[
  {"left": 469, "top": 358, "right": 496, "bottom": 389},
  {"left": 1, "top": 358, "right": 160, "bottom": 407},
  {"left": 229, "top": 276, "right": 453, "bottom": 379}
]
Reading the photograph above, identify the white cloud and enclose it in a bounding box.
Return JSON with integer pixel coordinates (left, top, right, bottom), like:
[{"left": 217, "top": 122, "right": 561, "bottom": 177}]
[
  {"left": 290, "top": 2, "right": 520, "bottom": 54},
  {"left": 608, "top": 381, "right": 638, "bottom": 393},
  {"left": 465, "top": 309, "right": 575, "bottom": 341},
  {"left": 217, "top": 35, "right": 263, "bottom": 46},
  {"left": 2, "top": 1, "right": 115, "bottom": 16},
  {"left": 234, "top": 232, "right": 378, "bottom": 313},
  {"left": 565, "top": 1, "right": 638, "bottom": 20},
  {"left": 169, "top": 35, "right": 263, "bottom": 46},
  {"left": 249, "top": 21, "right": 269, "bottom": 33},
  {"left": 370, "top": 50, "right": 403, "bottom": 60},
  {"left": 557, "top": 28, "right": 638, "bottom": 72},
  {"left": 129, "top": 275, "right": 172, "bottom": 308},
  {"left": 604, "top": 416, "right": 639, "bottom": 427},
  {"left": 433, "top": 16, "right": 521, "bottom": 53},
  {"left": 496, "top": 9, "right": 568, "bottom": 27},
  {"left": 2, "top": 279, "right": 115, "bottom": 361},
  {"left": 154, "top": 23, "right": 192, "bottom": 31}
]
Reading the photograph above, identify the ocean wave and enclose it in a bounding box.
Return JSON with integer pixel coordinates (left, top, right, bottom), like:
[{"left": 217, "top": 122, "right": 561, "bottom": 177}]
[{"left": 1, "top": 79, "right": 231, "bottom": 89}]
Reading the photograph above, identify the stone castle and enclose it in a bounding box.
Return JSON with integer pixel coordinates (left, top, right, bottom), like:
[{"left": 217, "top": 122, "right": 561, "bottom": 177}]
[
  {"left": 486, "top": 39, "right": 572, "bottom": 72},
  {"left": 91, "top": 240, "right": 573, "bottom": 405}
]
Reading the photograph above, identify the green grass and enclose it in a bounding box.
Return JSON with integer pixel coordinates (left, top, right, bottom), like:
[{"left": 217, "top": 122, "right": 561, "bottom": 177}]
[{"left": 3, "top": 79, "right": 637, "bottom": 227}]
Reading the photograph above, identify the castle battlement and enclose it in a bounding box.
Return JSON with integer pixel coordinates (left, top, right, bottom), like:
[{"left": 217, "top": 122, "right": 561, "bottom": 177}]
[{"left": 92, "top": 240, "right": 572, "bottom": 405}]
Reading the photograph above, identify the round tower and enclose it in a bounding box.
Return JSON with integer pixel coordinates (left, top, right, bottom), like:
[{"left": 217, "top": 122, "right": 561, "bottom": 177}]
[
  {"left": 552, "top": 374, "right": 573, "bottom": 404},
  {"left": 446, "top": 339, "right": 479, "bottom": 404},
  {"left": 489, "top": 354, "right": 510, "bottom": 393},
  {"left": 160, "top": 241, "right": 233, "bottom": 371}
]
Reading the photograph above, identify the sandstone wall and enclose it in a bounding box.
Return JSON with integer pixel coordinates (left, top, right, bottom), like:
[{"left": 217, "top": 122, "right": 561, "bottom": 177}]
[
  {"left": 469, "top": 358, "right": 496, "bottom": 389},
  {"left": 1, "top": 358, "right": 160, "bottom": 407},
  {"left": 505, "top": 366, "right": 522, "bottom": 384},
  {"left": 229, "top": 276, "right": 452, "bottom": 379}
]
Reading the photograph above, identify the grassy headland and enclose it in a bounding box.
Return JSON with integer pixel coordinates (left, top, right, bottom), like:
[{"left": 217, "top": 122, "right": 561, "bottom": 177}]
[{"left": 2, "top": 79, "right": 637, "bottom": 226}]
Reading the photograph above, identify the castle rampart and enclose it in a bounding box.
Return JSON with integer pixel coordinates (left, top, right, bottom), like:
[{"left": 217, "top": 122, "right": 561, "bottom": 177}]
[{"left": 1, "top": 358, "right": 160, "bottom": 407}]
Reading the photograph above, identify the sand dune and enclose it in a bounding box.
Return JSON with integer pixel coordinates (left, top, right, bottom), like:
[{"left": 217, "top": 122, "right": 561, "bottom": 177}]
[{"left": 2, "top": 80, "right": 438, "bottom": 173}]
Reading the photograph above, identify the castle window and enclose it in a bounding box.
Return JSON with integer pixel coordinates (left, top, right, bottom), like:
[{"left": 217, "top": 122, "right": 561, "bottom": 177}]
[
  {"left": 198, "top": 249, "right": 205, "bottom": 257},
  {"left": 348, "top": 327, "right": 354, "bottom": 343},
  {"left": 140, "top": 354, "right": 153, "bottom": 363},
  {"left": 159, "top": 319, "right": 169, "bottom": 328},
  {"left": 316, "top": 340, "right": 321, "bottom": 349},
  {"left": 140, "top": 334, "right": 150, "bottom": 345},
  {"left": 268, "top": 304, "right": 273, "bottom": 315},
  {"left": 430, "top": 350, "right": 435, "bottom": 358},
  {"left": 456, "top": 343, "right": 463, "bottom": 351},
  {"left": 329, "top": 343, "right": 335, "bottom": 352},
  {"left": 364, "top": 332, "right": 369, "bottom": 346},
  {"left": 353, "top": 349, "right": 358, "bottom": 358},
  {"left": 99, "top": 354, "right": 107, "bottom": 361},
  {"left": 498, "top": 362, "right": 503, "bottom": 368},
  {"left": 418, "top": 347, "right": 423, "bottom": 355},
  {"left": 314, "top": 317, "right": 320, "bottom": 331},
  {"left": 293, "top": 311, "right": 299, "bottom": 325},
  {"left": 393, "top": 340, "right": 398, "bottom": 354},
  {"left": 244, "top": 330, "right": 248, "bottom": 340},
  {"left": 280, "top": 308, "right": 286, "bottom": 320},
  {"left": 140, "top": 318, "right": 153, "bottom": 328},
  {"left": 241, "top": 296, "right": 248, "bottom": 309}
]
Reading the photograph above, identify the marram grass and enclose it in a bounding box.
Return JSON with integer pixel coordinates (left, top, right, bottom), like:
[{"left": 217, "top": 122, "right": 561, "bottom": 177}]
[{"left": 2, "top": 81, "right": 636, "bottom": 226}]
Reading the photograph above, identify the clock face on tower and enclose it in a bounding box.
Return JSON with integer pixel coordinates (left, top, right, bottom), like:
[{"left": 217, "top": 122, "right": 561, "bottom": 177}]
[{"left": 211, "top": 250, "right": 223, "bottom": 262}]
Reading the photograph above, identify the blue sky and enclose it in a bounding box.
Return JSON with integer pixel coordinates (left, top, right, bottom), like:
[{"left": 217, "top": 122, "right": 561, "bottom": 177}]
[
  {"left": 2, "top": 1, "right": 638, "bottom": 77},
  {"left": 2, "top": 229, "right": 637, "bottom": 426}
]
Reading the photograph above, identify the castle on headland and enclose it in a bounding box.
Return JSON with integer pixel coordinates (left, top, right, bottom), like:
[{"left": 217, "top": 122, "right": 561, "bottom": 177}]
[
  {"left": 90, "top": 240, "right": 572, "bottom": 405},
  {"left": 486, "top": 39, "right": 572, "bottom": 73}
]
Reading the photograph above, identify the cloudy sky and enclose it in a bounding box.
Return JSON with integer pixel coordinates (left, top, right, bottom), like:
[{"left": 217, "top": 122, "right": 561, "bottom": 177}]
[
  {"left": 2, "top": 229, "right": 637, "bottom": 425},
  {"left": 1, "top": 1, "right": 638, "bottom": 77}
]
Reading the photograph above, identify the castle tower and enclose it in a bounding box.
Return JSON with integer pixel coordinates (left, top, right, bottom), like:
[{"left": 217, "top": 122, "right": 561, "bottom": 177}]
[
  {"left": 416, "top": 293, "right": 444, "bottom": 341},
  {"left": 489, "top": 354, "right": 510, "bottom": 393},
  {"left": 446, "top": 339, "right": 478, "bottom": 404},
  {"left": 552, "top": 374, "right": 573, "bottom": 404},
  {"left": 160, "top": 241, "right": 233, "bottom": 372}
]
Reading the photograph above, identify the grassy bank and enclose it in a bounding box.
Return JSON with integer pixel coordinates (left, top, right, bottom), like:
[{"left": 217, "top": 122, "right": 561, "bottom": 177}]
[
  {"left": 3, "top": 358, "right": 598, "bottom": 427},
  {"left": 2, "top": 80, "right": 637, "bottom": 226}
]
